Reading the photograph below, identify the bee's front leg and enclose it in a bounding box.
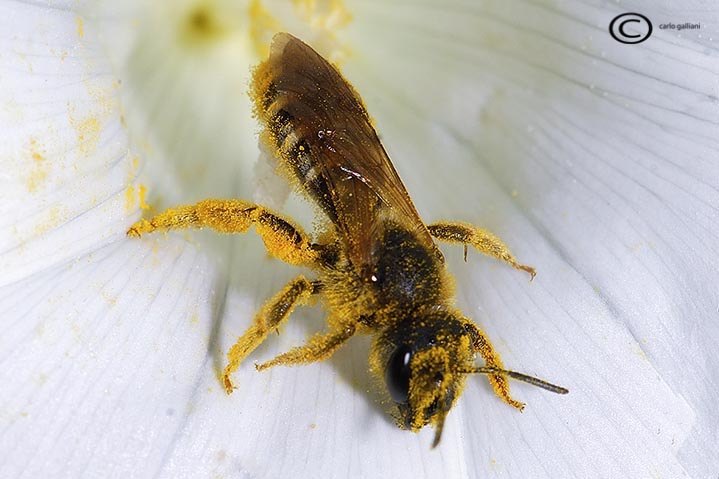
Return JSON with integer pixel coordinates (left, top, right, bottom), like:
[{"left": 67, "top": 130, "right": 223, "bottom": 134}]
[
  {"left": 127, "top": 199, "right": 318, "bottom": 267},
  {"left": 427, "top": 222, "right": 536, "bottom": 280},
  {"left": 222, "top": 276, "right": 321, "bottom": 394},
  {"left": 255, "top": 321, "right": 357, "bottom": 371},
  {"left": 464, "top": 321, "right": 525, "bottom": 411}
]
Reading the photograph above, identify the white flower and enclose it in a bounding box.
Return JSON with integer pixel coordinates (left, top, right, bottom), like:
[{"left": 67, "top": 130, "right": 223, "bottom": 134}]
[{"left": 1, "top": 1, "right": 716, "bottom": 478}]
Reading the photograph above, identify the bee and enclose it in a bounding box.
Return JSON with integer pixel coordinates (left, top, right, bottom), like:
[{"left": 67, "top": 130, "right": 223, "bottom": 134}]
[{"left": 128, "top": 32, "right": 567, "bottom": 447}]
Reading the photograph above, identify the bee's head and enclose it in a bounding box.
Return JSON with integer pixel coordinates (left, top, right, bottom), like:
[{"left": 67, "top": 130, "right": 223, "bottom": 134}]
[{"left": 370, "top": 310, "right": 475, "bottom": 447}]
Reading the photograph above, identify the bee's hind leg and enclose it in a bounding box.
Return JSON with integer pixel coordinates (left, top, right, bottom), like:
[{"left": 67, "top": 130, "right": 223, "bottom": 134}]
[
  {"left": 222, "top": 276, "right": 320, "bottom": 394},
  {"left": 427, "top": 222, "right": 535, "bottom": 280},
  {"left": 256, "top": 321, "right": 357, "bottom": 371},
  {"left": 127, "top": 199, "right": 319, "bottom": 267}
]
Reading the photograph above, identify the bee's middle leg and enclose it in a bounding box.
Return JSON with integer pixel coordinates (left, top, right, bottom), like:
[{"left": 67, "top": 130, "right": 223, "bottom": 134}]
[
  {"left": 222, "top": 275, "right": 320, "bottom": 394},
  {"left": 427, "top": 221, "right": 535, "bottom": 279}
]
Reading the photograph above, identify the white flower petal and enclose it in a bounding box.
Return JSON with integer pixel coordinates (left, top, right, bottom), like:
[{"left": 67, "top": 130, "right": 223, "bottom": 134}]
[
  {"left": 0, "top": 2, "right": 131, "bottom": 285},
  {"left": 0, "top": 237, "right": 218, "bottom": 478}
]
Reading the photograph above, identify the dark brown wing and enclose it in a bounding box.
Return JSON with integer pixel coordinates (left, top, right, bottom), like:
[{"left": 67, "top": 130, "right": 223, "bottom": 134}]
[{"left": 251, "top": 32, "right": 439, "bottom": 272}]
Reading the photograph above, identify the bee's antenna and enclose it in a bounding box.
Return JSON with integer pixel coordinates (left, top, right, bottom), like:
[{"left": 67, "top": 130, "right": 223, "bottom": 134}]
[{"left": 461, "top": 366, "right": 568, "bottom": 395}]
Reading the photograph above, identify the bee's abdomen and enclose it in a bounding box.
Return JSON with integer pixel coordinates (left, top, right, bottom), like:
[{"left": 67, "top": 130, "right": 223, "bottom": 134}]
[{"left": 253, "top": 74, "right": 342, "bottom": 225}]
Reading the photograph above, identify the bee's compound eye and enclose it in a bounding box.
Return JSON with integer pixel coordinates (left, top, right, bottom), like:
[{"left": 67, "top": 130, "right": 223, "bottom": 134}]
[{"left": 386, "top": 345, "right": 412, "bottom": 404}]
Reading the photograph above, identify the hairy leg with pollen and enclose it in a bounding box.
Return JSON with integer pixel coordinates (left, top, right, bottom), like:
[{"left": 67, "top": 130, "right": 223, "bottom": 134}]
[
  {"left": 427, "top": 222, "right": 536, "bottom": 279},
  {"left": 127, "top": 199, "right": 318, "bottom": 266},
  {"left": 466, "top": 322, "right": 525, "bottom": 410},
  {"left": 222, "top": 275, "right": 319, "bottom": 393},
  {"left": 126, "top": 199, "right": 329, "bottom": 393},
  {"left": 256, "top": 321, "right": 357, "bottom": 371}
]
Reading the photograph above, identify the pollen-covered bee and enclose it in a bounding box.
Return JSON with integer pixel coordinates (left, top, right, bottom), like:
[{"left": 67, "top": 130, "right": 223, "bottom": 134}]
[{"left": 128, "top": 32, "right": 567, "bottom": 446}]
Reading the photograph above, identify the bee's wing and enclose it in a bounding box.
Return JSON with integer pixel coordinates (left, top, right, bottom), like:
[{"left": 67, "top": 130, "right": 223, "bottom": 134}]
[{"left": 253, "top": 33, "right": 438, "bottom": 271}]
